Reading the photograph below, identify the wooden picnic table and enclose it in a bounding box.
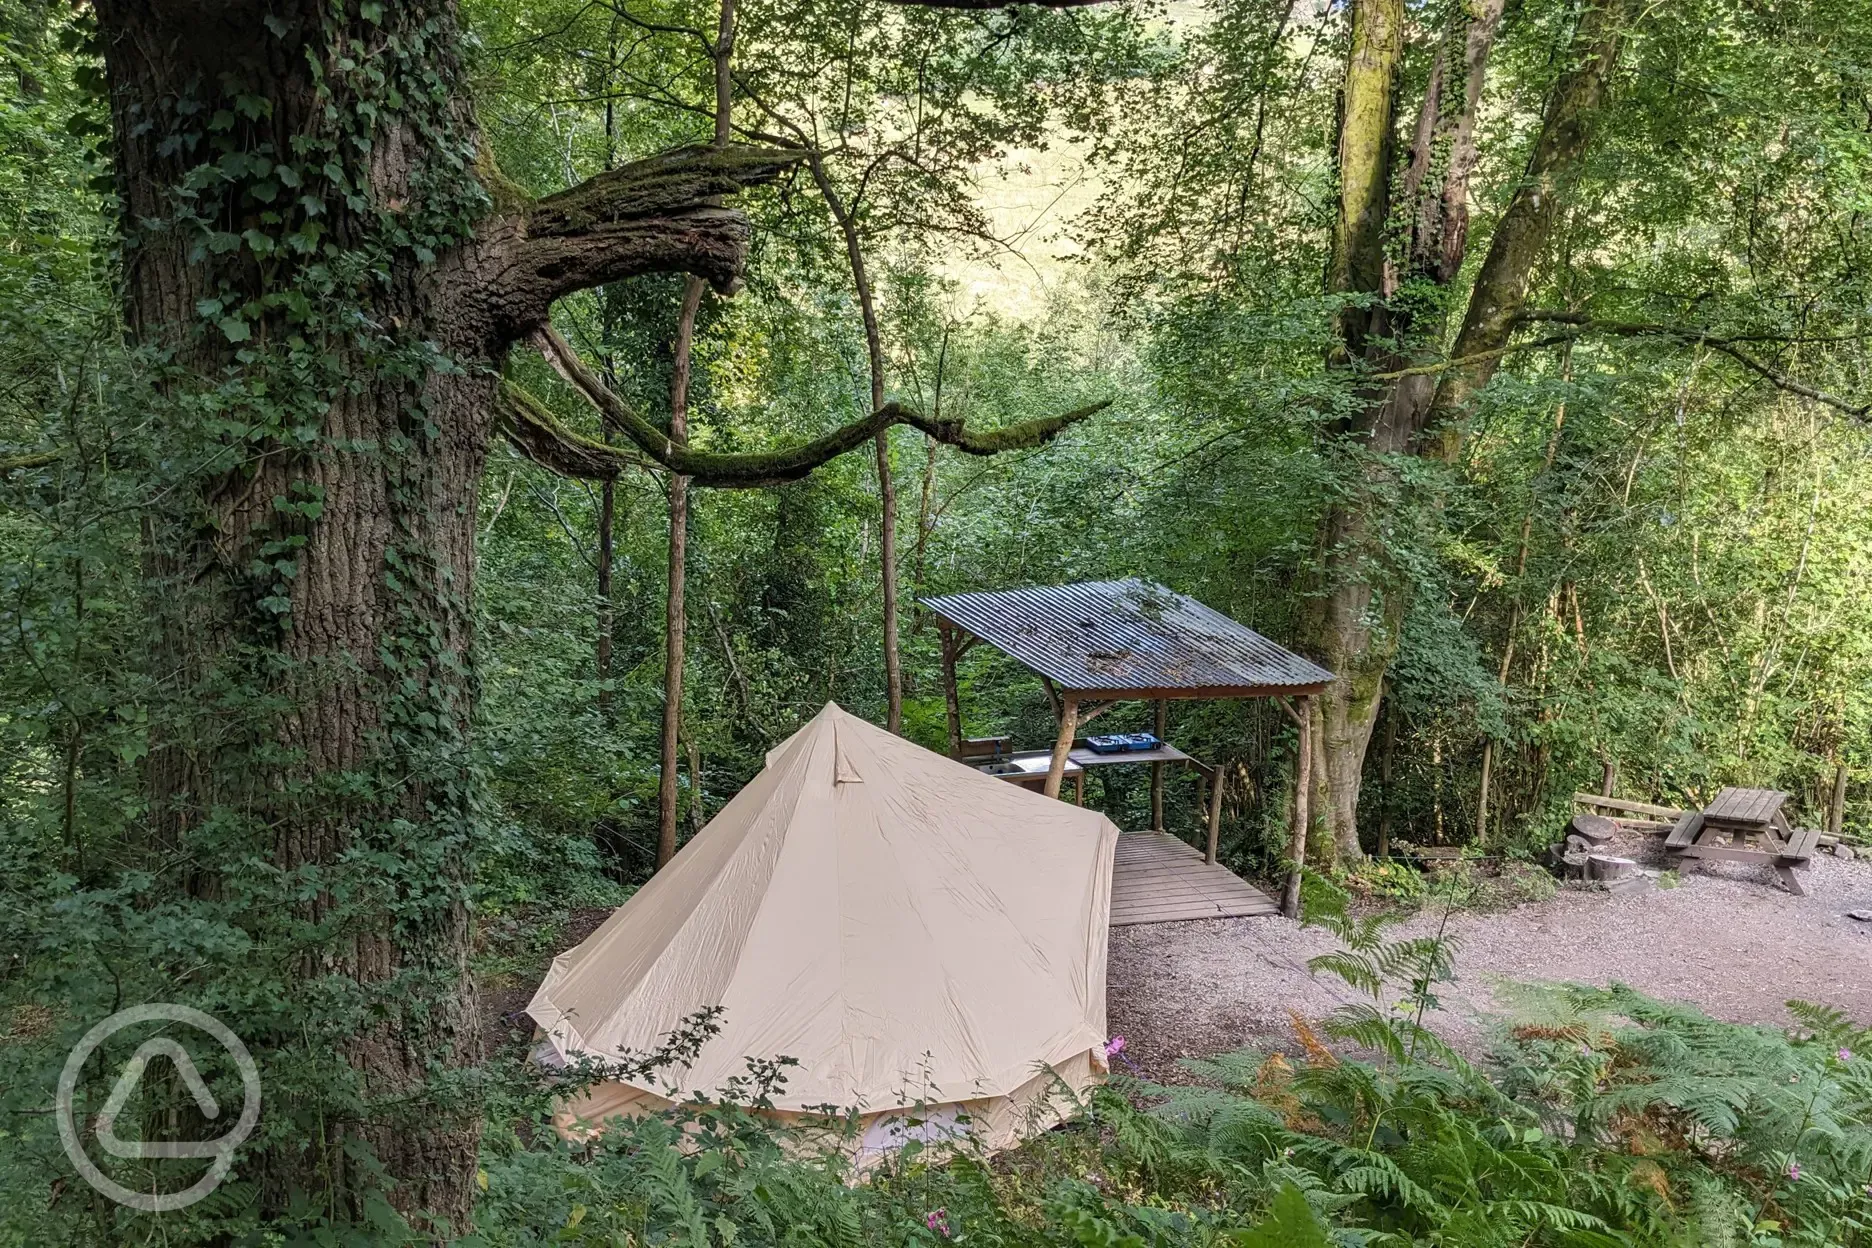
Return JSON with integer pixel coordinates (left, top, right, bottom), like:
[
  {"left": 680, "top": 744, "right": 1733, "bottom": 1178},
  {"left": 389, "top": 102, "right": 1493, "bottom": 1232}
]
[{"left": 1665, "top": 786, "right": 1819, "bottom": 895}]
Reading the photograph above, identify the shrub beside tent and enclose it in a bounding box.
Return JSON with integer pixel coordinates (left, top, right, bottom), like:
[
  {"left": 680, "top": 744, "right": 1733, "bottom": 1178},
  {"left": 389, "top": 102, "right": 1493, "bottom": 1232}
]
[{"left": 528, "top": 703, "right": 1120, "bottom": 1161}]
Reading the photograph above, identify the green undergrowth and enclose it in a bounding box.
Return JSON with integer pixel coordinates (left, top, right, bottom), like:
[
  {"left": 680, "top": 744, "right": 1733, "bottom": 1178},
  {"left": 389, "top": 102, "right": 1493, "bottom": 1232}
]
[
  {"left": 1336, "top": 854, "right": 1560, "bottom": 915},
  {"left": 451, "top": 877, "right": 1870, "bottom": 1247}
]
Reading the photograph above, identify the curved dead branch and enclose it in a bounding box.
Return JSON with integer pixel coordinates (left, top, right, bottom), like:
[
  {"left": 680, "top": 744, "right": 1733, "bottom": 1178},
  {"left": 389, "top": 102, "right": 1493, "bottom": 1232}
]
[{"left": 489, "top": 144, "right": 802, "bottom": 336}]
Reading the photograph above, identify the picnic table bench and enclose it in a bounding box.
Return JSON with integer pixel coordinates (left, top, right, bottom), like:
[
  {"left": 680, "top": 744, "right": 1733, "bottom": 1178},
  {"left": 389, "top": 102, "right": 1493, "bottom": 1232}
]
[{"left": 1665, "top": 786, "right": 1818, "bottom": 895}]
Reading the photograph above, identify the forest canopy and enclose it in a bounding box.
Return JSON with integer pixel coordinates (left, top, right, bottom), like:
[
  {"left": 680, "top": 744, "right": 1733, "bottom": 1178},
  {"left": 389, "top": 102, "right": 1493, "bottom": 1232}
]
[{"left": 0, "top": 0, "right": 1868, "bottom": 1241}]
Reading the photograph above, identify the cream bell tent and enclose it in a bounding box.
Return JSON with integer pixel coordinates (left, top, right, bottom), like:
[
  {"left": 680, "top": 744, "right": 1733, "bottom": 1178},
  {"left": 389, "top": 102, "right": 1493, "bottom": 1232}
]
[{"left": 527, "top": 702, "right": 1119, "bottom": 1160}]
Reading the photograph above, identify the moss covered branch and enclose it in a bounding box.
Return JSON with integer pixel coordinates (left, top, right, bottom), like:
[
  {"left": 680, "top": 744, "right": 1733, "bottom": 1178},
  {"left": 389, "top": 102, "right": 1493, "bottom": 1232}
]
[
  {"left": 513, "top": 326, "right": 1107, "bottom": 489},
  {"left": 0, "top": 449, "right": 61, "bottom": 472}
]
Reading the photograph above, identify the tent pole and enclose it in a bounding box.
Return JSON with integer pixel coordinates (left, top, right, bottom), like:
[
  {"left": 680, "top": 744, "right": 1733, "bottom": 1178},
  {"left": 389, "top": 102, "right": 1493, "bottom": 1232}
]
[
  {"left": 1044, "top": 695, "right": 1079, "bottom": 800},
  {"left": 939, "top": 621, "right": 963, "bottom": 757},
  {"left": 1150, "top": 699, "right": 1167, "bottom": 831}
]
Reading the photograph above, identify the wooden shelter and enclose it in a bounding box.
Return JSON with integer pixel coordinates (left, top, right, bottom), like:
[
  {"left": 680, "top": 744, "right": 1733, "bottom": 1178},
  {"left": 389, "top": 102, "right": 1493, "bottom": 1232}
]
[{"left": 921, "top": 579, "right": 1333, "bottom": 920}]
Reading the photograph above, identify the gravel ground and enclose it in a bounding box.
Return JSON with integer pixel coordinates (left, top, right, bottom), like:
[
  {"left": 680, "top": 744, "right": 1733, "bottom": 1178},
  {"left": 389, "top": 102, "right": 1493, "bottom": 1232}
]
[{"left": 1108, "top": 848, "right": 1872, "bottom": 1080}]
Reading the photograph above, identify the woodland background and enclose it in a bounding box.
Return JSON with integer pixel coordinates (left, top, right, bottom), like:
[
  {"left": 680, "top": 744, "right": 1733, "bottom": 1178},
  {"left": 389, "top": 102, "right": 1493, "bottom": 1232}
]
[{"left": 1, "top": 0, "right": 1870, "bottom": 1241}]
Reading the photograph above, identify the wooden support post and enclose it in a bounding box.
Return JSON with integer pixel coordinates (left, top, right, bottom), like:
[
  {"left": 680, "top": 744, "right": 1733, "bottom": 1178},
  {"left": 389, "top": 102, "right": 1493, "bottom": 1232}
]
[
  {"left": 1829, "top": 761, "right": 1848, "bottom": 839},
  {"left": 1280, "top": 696, "right": 1311, "bottom": 919},
  {"left": 938, "top": 621, "right": 963, "bottom": 758},
  {"left": 1205, "top": 761, "right": 1225, "bottom": 864},
  {"left": 1150, "top": 699, "right": 1167, "bottom": 831},
  {"left": 1043, "top": 695, "right": 1079, "bottom": 800}
]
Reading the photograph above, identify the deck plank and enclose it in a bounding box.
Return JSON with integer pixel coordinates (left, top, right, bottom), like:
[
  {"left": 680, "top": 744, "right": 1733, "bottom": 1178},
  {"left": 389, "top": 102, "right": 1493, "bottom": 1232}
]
[{"left": 1108, "top": 831, "right": 1279, "bottom": 926}]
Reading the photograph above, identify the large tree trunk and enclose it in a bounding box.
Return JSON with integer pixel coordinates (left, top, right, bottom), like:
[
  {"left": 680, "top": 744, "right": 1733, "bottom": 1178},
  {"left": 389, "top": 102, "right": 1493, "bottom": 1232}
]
[
  {"left": 1303, "top": 0, "right": 1623, "bottom": 861},
  {"left": 1304, "top": 0, "right": 1503, "bottom": 861},
  {"left": 95, "top": 0, "right": 785, "bottom": 1225}
]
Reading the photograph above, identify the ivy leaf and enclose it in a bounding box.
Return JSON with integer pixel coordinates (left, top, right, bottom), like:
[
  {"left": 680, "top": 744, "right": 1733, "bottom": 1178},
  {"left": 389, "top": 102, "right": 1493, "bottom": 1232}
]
[{"left": 218, "top": 316, "right": 252, "bottom": 343}]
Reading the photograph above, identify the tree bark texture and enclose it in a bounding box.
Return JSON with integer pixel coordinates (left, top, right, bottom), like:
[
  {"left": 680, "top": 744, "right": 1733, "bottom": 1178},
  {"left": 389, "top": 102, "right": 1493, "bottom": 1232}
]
[
  {"left": 658, "top": 277, "right": 701, "bottom": 869},
  {"left": 93, "top": 0, "right": 788, "bottom": 1225},
  {"left": 1305, "top": 0, "right": 1503, "bottom": 863},
  {"left": 1303, "top": 0, "right": 1623, "bottom": 861}
]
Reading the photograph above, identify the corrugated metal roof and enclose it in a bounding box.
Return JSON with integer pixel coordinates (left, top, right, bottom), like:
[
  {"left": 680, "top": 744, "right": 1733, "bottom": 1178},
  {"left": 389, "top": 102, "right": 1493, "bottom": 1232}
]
[{"left": 920, "top": 579, "right": 1334, "bottom": 696}]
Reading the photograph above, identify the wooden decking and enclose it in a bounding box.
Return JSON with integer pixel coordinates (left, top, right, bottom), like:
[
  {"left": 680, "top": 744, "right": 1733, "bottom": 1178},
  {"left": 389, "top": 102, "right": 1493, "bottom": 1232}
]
[{"left": 1110, "top": 832, "right": 1279, "bottom": 926}]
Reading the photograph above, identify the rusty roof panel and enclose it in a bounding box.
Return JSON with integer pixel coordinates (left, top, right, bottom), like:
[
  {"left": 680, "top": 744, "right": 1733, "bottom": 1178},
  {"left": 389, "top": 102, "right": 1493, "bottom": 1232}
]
[{"left": 921, "top": 579, "right": 1334, "bottom": 695}]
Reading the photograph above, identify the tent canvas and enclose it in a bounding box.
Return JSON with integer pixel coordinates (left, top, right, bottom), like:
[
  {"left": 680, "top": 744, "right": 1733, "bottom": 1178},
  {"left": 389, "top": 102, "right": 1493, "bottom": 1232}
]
[{"left": 528, "top": 703, "right": 1119, "bottom": 1158}]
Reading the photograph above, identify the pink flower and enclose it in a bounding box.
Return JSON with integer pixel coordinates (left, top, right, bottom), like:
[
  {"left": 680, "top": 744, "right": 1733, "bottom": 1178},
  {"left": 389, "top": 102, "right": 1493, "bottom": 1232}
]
[
  {"left": 1104, "top": 1035, "right": 1127, "bottom": 1059},
  {"left": 925, "top": 1209, "right": 951, "bottom": 1238},
  {"left": 1787, "top": 1161, "right": 1801, "bottom": 1182},
  {"left": 1839, "top": 1047, "right": 1854, "bottom": 1063}
]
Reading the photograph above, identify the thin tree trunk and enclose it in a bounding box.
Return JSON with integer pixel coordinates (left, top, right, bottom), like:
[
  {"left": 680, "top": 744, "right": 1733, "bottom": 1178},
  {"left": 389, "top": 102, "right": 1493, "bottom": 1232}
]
[
  {"left": 1478, "top": 342, "right": 1573, "bottom": 841},
  {"left": 940, "top": 622, "right": 964, "bottom": 756},
  {"left": 1432, "top": 731, "right": 1446, "bottom": 843},
  {"left": 806, "top": 154, "right": 898, "bottom": 731},
  {"left": 658, "top": 284, "right": 696, "bottom": 868},
  {"left": 1828, "top": 761, "right": 1848, "bottom": 838},
  {"left": 1150, "top": 699, "right": 1168, "bottom": 831},
  {"left": 658, "top": 0, "right": 736, "bottom": 867},
  {"left": 1281, "top": 696, "right": 1312, "bottom": 919},
  {"left": 1475, "top": 739, "right": 1496, "bottom": 846},
  {"left": 597, "top": 479, "right": 616, "bottom": 712},
  {"left": 596, "top": 25, "right": 621, "bottom": 716},
  {"left": 876, "top": 434, "right": 901, "bottom": 730},
  {"left": 684, "top": 732, "right": 706, "bottom": 836},
  {"left": 1044, "top": 697, "right": 1080, "bottom": 800},
  {"left": 914, "top": 428, "right": 939, "bottom": 602},
  {"left": 1376, "top": 700, "right": 1397, "bottom": 858}
]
